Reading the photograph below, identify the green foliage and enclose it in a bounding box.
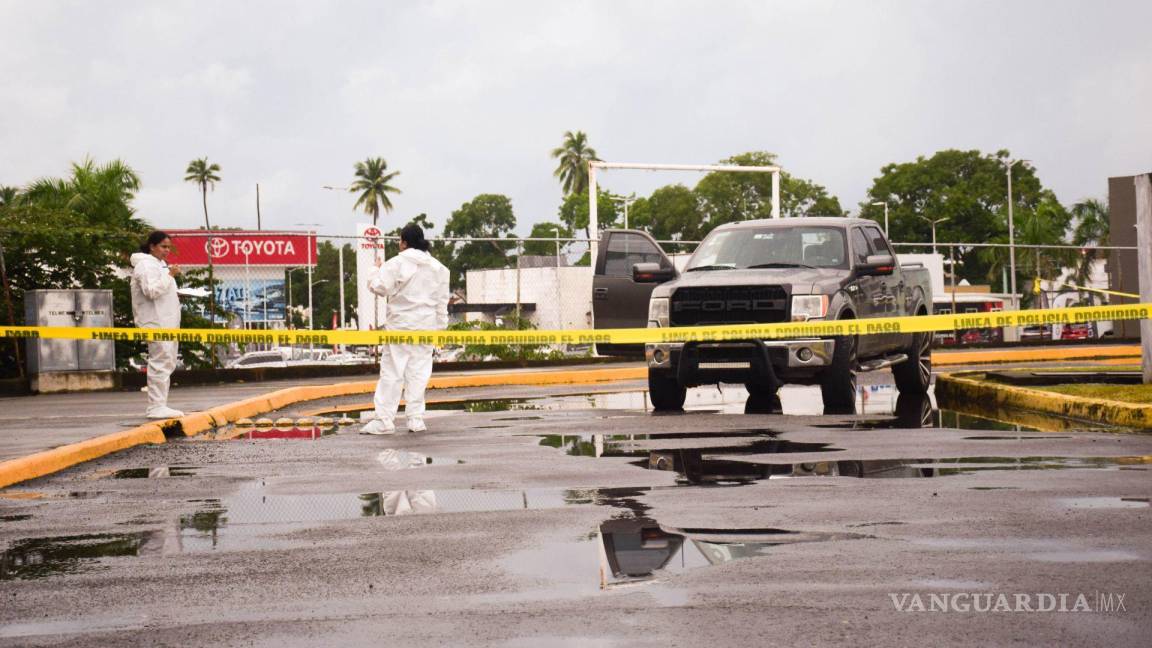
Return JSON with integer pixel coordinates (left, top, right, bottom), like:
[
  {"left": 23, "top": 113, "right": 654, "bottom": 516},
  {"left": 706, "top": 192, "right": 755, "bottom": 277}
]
[
  {"left": 441, "top": 194, "right": 518, "bottom": 288},
  {"left": 522, "top": 221, "right": 572, "bottom": 257},
  {"left": 184, "top": 158, "right": 221, "bottom": 230},
  {"left": 550, "top": 130, "right": 599, "bottom": 196},
  {"left": 286, "top": 241, "right": 357, "bottom": 329},
  {"left": 445, "top": 317, "right": 562, "bottom": 361},
  {"left": 350, "top": 157, "right": 401, "bottom": 227},
  {"left": 695, "top": 152, "right": 845, "bottom": 229},
  {"left": 859, "top": 149, "right": 1044, "bottom": 284},
  {"left": 1069, "top": 198, "right": 1110, "bottom": 302},
  {"left": 628, "top": 184, "right": 701, "bottom": 242},
  {"left": 557, "top": 189, "right": 620, "bottom": 239},
  {"left": 0, "top": 159, "right": 150, "bottom": 376}
]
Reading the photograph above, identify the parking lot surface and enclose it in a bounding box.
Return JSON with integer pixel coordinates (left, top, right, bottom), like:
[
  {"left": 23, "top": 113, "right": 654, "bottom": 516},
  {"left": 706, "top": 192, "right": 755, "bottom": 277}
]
[{"left": 2, "top": 379, "right": 1150, "bottom": 647}]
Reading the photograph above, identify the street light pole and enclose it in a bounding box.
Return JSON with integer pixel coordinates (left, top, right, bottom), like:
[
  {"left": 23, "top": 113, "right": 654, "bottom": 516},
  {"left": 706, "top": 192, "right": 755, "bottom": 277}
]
[
  {"left": 609, "top": 194, "right": 637, "bottom": 230},
  {"left": 871, "top": 201, "right": 890, "bottom": 236},
  {"left": 1005, "top": 159, "right": 1029, "bottom": 306},
  {"left": 917, "top": 216, "right": 950, "bottom": 256}
]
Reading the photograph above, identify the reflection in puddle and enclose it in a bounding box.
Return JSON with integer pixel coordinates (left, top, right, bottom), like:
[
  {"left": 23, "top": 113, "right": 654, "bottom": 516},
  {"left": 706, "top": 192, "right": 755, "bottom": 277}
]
[
  {"left": 646, "top": 452, "right": 1152, "bottom": 485},
  {"left": 376, "top": 448, "right": 464, "bottom": 470},
  {"left": 504, "top": 489, "right": 868, "bottom": 595},
  {"left": 538, "top": 431, "right": 837, "bottom": 460},
  {"left": 112, "top": 466, "right": 199, "bottom": 479}
]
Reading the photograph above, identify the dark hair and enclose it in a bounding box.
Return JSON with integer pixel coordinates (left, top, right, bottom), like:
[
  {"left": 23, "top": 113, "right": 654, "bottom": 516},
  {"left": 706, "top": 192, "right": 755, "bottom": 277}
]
[
  {"left": 139, "top": 231, "right": 171, "bottom": 254},
  {"left": 400, "top": 223, "right": 430, "bottom": 252}
]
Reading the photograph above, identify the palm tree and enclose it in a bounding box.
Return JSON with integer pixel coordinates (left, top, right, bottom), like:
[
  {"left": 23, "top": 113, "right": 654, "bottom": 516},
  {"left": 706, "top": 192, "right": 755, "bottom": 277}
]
[
  {"left": 184, "top": 158, "right": 222, "bottom": 330},
  {"left": 1069, "top": 198, "right": 1109, "bottom": 304},
  {"left": 184, "top": 158, "right": 221, "bottom": 230},
  {"left": 0, "top": 186, "right": 19, "bottom": 207},
  {"left": 349, "top": 158, "right": 401, "bottom": 227},
  {"left": 550, "top": 131, "right": 600, "bottom": 196}
]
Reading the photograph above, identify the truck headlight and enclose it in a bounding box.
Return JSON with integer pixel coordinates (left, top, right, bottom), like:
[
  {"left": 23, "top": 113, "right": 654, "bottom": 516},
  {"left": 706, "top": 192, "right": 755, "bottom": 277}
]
[
  {"left": 791, "top": 295, "right": 828, "bottom": 322},
  {"left": 648, "top": 297, "right": 669, "bottom": 327}
]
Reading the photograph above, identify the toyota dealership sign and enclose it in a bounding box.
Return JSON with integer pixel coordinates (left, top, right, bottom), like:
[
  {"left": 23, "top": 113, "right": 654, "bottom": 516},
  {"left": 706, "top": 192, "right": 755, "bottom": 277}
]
[{"left": 166, "top": 230, "right": 318, "bottom": 266}]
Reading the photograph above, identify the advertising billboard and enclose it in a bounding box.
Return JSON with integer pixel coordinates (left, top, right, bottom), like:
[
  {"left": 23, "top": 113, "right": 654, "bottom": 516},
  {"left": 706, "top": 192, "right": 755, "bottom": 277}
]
[
  {"left": 204, "top": 279, "right": 287, "bottom": 322},
  {"left": 166, "top": 231, "right": 318, "bottom": 267}
]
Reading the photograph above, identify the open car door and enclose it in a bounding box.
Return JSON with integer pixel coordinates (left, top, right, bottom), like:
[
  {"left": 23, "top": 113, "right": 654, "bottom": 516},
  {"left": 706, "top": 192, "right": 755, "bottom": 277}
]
[{"left": 592, "top": 229, "right": 675, "bottom": 357}]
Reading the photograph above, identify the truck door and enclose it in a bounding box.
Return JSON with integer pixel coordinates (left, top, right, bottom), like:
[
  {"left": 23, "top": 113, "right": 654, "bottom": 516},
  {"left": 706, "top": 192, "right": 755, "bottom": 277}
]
[
  {"left": 593, "top": 230, "right": 674, "bottom": 356},
  {"left": 849, "top": 227, "right": 884, "bottom": 357},
  {"left": 861, "top": 225, "right": 902, "bottom": 353}
]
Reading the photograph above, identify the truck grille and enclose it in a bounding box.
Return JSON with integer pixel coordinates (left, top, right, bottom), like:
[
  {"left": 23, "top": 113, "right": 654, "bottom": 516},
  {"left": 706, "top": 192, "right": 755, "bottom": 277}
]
[{"left": 670, "top": 286, "right": 789, "bottom": 326}]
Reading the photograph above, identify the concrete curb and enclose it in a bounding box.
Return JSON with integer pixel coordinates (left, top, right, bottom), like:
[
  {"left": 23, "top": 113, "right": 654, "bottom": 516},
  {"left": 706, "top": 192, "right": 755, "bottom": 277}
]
[
  {"left": 932, "top": 345, "right": 1141, "bottom": 366},
  {"left": 0, "top": 366, "right": 646, "bottom": 489},
  {"left": 935, "top": 371, "right": 1152, "bottom": 430}
]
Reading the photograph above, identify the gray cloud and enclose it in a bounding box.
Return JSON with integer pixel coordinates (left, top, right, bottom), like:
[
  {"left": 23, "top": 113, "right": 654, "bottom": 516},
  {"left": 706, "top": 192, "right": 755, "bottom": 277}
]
[{"left": 2, "top": 0, "right": 1149, "bottom": 238}]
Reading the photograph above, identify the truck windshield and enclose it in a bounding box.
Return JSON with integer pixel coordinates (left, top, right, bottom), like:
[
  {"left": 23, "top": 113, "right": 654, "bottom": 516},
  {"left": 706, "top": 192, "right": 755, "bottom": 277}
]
[{"left": 686, "top": 226, "right": 848, "bottom": 271}]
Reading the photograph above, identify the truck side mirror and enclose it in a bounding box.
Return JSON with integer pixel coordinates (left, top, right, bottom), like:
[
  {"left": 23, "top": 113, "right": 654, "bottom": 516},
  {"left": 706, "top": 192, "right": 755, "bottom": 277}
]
[
  {"left": 632, "top": 262, "right": 676, "bottom": 283},
  {"left": 857, "top": 254, "right": 895, "bottom": 276}
]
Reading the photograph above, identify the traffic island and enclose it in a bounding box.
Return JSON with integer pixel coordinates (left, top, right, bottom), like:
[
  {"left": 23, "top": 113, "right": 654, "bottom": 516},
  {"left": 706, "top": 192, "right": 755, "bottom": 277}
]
[{"left": 936, "top": 370, "right": 1152, "bottom": 430}]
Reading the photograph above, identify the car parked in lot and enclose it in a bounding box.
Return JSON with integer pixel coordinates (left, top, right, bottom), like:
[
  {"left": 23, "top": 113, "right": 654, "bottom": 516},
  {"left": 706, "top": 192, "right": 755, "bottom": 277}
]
[{"left": 593, "top": 218, "right": 934, "bottom": 411}]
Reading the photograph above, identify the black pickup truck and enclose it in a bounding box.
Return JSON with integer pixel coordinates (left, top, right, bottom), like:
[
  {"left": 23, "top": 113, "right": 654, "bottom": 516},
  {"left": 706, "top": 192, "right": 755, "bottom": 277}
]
[{"left": 592, "top": 218, "right": 933, "bottom": 412}]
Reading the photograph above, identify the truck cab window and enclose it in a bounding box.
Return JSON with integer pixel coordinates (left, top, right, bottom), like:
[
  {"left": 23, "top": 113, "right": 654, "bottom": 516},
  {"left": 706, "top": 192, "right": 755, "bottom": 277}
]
[
  {"left": 604, "top": 233, "right": 665, "bottom": 276},
  {"left": 850, "top": 228, "right": 871, "bottom": 265},
  {"left": 864, "top": 226, "right": 893, "bottom": 256}
]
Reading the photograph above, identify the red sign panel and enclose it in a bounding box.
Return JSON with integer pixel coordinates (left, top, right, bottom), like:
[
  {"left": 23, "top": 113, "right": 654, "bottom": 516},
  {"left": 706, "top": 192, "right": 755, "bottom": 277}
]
[{"left": 166, "top": 231, "right": 318, "bottom": 266}]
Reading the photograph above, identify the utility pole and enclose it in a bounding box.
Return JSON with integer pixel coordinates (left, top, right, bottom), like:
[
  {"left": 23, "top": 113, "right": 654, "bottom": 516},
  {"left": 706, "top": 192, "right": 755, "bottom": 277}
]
[
  {"left": 918, "top": 216, "right": 949, "bottom": 256},
  {"left": 256, "top": 184, "right": 262, "bottom": 230}
]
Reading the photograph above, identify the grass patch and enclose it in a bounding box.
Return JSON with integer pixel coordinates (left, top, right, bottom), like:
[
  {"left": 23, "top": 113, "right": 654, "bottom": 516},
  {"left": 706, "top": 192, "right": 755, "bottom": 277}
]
[{"left": 1037, "top": 383, "right": 1152, "bottom": 404}]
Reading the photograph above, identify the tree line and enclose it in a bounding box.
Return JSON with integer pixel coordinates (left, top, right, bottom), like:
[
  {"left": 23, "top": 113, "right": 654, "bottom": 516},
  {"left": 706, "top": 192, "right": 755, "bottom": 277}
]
[{"left": 0, "top": 136, "right": 1114, "bottom": 375}]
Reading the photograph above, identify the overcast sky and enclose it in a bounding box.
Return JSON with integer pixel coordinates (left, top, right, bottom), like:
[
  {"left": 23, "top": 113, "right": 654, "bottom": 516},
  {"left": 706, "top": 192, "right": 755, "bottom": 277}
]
[{"left": 3, "top": 0, "right": 1150, "bottom": 238}]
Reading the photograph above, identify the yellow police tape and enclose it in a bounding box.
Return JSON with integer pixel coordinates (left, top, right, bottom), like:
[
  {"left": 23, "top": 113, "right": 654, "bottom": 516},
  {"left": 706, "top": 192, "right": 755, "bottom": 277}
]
[{"left": 2, "top": 303, "right": 1149, "bottom": 347}]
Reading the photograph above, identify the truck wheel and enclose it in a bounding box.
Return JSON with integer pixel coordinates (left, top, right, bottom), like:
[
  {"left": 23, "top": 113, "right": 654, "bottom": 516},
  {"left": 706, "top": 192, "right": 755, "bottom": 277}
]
[
  {"left": 820, "top": 330, "right": 858, "bottom": 412},
  {"left": 648, "top": 371, "right": 686, "bottom": 411},
  {"left": 893, "top": 326, "right": 932, "bottom": 395}
]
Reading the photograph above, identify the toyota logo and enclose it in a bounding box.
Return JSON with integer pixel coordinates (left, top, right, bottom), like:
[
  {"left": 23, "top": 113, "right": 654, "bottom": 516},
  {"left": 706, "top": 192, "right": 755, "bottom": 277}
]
[
  {"left": 205, "top": 237, "right": 230, "bottom": 258},
  {"left": 363, "top": 227, "right": 381, "bottom": 239}
]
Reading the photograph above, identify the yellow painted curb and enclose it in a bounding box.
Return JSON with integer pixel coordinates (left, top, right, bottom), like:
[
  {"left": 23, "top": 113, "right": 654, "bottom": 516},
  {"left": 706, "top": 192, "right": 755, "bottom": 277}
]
[
  {"left": 933, "top": 345, "right": 1141, "bottom": 366},
  {"left": 936, "top": 371, "right": 1152, "bottom": 430},
  {"left": 0, "top": 423, "right": 167, "bottom": 489},
  {"left": 0, "top": 366, "right": 646, "bottom": 490}
]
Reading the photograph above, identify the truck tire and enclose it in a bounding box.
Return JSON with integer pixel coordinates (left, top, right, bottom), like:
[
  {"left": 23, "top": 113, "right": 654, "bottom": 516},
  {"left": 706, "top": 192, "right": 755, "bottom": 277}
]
[
  {"left": 820, "top": 325, "right": 858, "bottom": 412},
  {"left": 893, "top": 319, "right": 932, "bottom": 395},
  {"left": 648, "top": 371, "right": 686, "bottom": 411}
]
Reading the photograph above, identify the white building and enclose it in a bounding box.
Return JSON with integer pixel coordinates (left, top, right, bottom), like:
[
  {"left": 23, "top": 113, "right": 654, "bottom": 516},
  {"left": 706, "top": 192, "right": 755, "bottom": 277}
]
[{"left": 464, "top": 265, "right": 593, "bottom": 330}]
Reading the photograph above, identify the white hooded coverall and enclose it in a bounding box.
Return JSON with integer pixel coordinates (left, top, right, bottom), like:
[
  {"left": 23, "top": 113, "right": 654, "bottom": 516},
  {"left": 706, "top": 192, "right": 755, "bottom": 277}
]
[
  {"left": 366, "top": 248, "right": 451, "bottom": 428},
  {"left": 130, "top": 253, "right": 181, "bottom": 415}
]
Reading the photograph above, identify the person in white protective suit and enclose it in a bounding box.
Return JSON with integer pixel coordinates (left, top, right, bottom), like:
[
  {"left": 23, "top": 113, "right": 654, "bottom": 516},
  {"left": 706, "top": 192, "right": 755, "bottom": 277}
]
[
  {"left": 130, "top": 231, "right": 185, "bottom": 419},
  {"left": 361, "top": 223, "right": 450, "bottom": 435}
]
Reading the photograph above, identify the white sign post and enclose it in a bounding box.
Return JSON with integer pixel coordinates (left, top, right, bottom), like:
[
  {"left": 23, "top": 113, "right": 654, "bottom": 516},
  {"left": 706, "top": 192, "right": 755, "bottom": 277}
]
[{"left": 356, "top": 223, "right": 386, "bottom": 330}]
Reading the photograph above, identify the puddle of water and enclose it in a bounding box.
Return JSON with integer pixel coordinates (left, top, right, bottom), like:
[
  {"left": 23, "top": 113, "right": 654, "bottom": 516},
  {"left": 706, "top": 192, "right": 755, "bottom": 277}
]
[
  {"left": 500, "top": 489, "right": 869, "bottom": 598},
  {"left": 537, "top": 431, "right": 837, "bottom": 460},
  {"left": 377, "top": 448, "right": 463, "bottom": 470},
  {"left": 1059, "top": 497, "right": 1151, "bottom": 509},
  {"left": 111, "top": 466, "right": 199, "bottom": 479},
  {"left": 642, "top": 452, "right": 1151, "bottom": 485}
]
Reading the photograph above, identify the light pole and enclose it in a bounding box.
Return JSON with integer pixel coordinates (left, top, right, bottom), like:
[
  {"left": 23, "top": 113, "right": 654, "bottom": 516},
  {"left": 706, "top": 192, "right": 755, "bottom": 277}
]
[
  {"left": 1005, "top": 159, "right": 1030, "bottom": 305},
  {"left": 295, "top": 222, "right": 322, "bottom": 331},
  {"left": 917, "top": 216, "right": 949, "bottom": 255},
  {"left": 871, "top": 201, "right": 890, "bottom": 236},
  {"left": 608, "top": 194, "right": 637, "bottom": 229}
]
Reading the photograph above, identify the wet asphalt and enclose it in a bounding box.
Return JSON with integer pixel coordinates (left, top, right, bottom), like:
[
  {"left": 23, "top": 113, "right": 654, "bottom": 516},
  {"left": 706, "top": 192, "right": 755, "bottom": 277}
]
[{"left": 1, "top": 378, "right": 1150, "bottom": 647}]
